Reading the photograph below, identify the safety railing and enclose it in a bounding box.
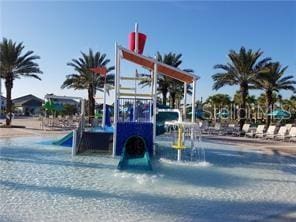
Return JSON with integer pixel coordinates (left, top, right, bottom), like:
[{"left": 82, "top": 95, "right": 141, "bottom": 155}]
[{"left": 117, "top": 98, "right": 152, "bottom": 123}]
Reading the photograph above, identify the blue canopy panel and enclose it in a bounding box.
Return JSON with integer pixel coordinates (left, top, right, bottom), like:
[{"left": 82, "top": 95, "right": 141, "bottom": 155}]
[
  {"left": 115, "top": 122, "right": 153, "bottom": 156},
  {"left": 116, "top": 123, "right": 153, "bottom": 171}
]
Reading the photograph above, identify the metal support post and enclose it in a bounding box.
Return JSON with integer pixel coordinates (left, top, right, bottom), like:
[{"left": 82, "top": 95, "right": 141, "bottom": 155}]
[
  {"left": 183, "top": 82, "right": 187, "bottom": 121},
  {"left": 152, "top": 63, "right": 158, "bottom": 155},
  {"left": 113, "top": 43, "right": 120, "bottom": 157}
]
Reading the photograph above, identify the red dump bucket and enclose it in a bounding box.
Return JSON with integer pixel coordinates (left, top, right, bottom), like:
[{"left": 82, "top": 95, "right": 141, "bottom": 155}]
[{"left": 129, "top": 32, "right": 147, "bottom": 54}]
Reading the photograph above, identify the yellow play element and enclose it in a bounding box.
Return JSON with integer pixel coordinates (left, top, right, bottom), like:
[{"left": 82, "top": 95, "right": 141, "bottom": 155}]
[{"left": 172, "top": 126, "right": 186, "bottom": 149}]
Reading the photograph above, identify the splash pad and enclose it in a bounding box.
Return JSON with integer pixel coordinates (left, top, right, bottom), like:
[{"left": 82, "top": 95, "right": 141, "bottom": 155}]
[{"left": 164, "top": 120, "right": 207, "bottom": 164}]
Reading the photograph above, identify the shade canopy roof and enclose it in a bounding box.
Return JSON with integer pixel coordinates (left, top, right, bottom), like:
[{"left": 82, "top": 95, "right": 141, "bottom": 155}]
[{"left": 119, "top": 46, "right": 199, "bottom": 83}]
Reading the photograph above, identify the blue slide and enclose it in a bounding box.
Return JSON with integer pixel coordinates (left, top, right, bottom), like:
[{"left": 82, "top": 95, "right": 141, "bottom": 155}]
[
  {"left": 52, "top": 131, "right": 73, "bottom": 147},
  {"left": 117, "top": 136, "right": 152, "bottom": 171},
  {"left": 118, "top": 150, "right": 152, "bottom": 171}
]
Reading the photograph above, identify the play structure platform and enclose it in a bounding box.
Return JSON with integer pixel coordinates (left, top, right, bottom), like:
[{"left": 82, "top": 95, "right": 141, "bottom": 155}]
[
  {"left": 53, "top": 128, "right": 113, "bottom": 153},
  {"left": 78, "top": 130, "right": 113, "bottom": 153}
]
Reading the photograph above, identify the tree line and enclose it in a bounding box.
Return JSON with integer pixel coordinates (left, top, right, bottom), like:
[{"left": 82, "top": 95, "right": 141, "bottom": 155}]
[
  {"left": 1, "top": 38, "right": 295, "bottom": 129},
  {"left": 203, "top": 92, "right": 296, "bottom": 124}
]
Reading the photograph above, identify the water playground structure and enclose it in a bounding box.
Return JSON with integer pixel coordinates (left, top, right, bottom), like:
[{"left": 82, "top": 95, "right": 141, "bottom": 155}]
[{"left": 53, "top": 23, "right": 199, "bottom": 169}]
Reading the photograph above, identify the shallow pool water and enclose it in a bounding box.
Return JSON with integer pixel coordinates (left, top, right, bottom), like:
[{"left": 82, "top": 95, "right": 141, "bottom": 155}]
[{"left": 1, "top": 136, "right": 296, "bottom": 222}]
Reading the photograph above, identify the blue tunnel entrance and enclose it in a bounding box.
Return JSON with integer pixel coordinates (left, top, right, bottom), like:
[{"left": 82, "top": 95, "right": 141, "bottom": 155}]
[
  {"left": 117, "top": 135, "right": 152, "bottom": 170},
  {"left": 124, "top": 136, "right": 146, "bottom": 158}
]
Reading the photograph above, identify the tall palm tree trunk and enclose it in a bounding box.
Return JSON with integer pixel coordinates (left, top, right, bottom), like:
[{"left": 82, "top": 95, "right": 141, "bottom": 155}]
[
  {"left": 265, "top": 90, "right": 273, "bottom": 128},
  {"left": 5, "top": 75, "right": 13, "bottom": 126},
  {"left": 88, "top": 85, "right": 95, "bottom": 124},
  {"left": 162, "top": 90, "right": 168, "bottom": 106},
  {"left": 239, "top": 84, "right": 248, "bottom": 130},
  {"left": 176, "top": 97, "right": 181, "bottom": 109},
  {"left": 171, "top": 93, "right": 176, "bottom": 108}
]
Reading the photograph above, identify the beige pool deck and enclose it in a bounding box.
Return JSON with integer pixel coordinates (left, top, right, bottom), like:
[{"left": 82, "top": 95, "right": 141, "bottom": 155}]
[
  {"left": 0, "top": 117, "right": 71, "bottom": 138},
  {"left": 204, "top": 135, "right": 296, "bottom": 156}
]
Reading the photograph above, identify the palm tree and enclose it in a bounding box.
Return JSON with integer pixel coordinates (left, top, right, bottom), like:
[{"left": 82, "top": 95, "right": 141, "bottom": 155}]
[
  {"left": 205, "top": 94, "right": 231, "bottom": 120},
  {"left": 169, "top": 80, "right": 193, "bottom": 108},
  {"left": 254, "top": 62, "right": 296, "bottom": 127},
  {"left": 212, "top": 47, "right": 271, "bottom": 130},
  {"left": 140, "top": 52, "right": 193, "bottom": 107},
  {"left": 282, "top": 98, "right": 295, "bottom": 112},
  {"left": 233, "top": 90, "right": 256, "bottom": 106},
  {"left": 61, "top": 49, "right": 114, "bottom": 123},
  {"left": 284, "top": 96, "right": 296, "bottom": 121},
  {"left": 233, "top": 91, "right": 257, "bottom": 120},
  {"left": 0, "top": 38, "right": 42, "bottom": 126},
  {"left": 257, "top": 93, "right": 277, "bottom": 108},
  {"left": 206, "top": 93, "right": 232, "bottom": 107},
  {"left": 174, "top": 83, "right": 192, "bottom": 108}
]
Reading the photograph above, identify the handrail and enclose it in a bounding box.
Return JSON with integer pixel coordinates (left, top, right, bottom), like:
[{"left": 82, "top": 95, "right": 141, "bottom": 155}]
[
  {"left": 119, "top": 87, "right": 136, "bottom": 90},
  {"left": 119, "top": 93, "right": 152, "bottom": 98},
  {"left": 120, "top": 76, "right": 149, "bottom": 81}
]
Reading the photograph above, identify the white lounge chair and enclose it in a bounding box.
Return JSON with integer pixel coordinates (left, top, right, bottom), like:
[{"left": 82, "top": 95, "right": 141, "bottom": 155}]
[
  {"left": 285, "top": 124, "right": 293, "bottom": 132},
  {"left": 263, "top": 125, "right": 277, "bottom": 139},
  {"left": 246, "top": 125, "right": 265, "bottom": 138},
  {"left": 233, "top": 123, "right": 250, "bottom": 136},
  {"left": 290, "top": 135, "right": 296, "bottom": 142},
  {"left": 200, "top": 120, "right": 210, "bottom": 134},
  {"left": 225, "top": 124, "right": 238, "bottom": 135},
  {"left": 274, "top": 126, "right": 288, "bottom": 140},
  {"left": 209, "top": 122, "right": 223, "bottom": 135},
  {"left": 286, "top": 127, "right": 296, "bottom": 142}
]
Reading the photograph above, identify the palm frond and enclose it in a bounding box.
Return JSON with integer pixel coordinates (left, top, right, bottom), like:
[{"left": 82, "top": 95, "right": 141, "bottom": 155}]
[
  {"left": 62, "top": 49, "right": 114, "bottom": 93},
  {"left": 0, "top": 38, "right": 42, "bottom": 80}
]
